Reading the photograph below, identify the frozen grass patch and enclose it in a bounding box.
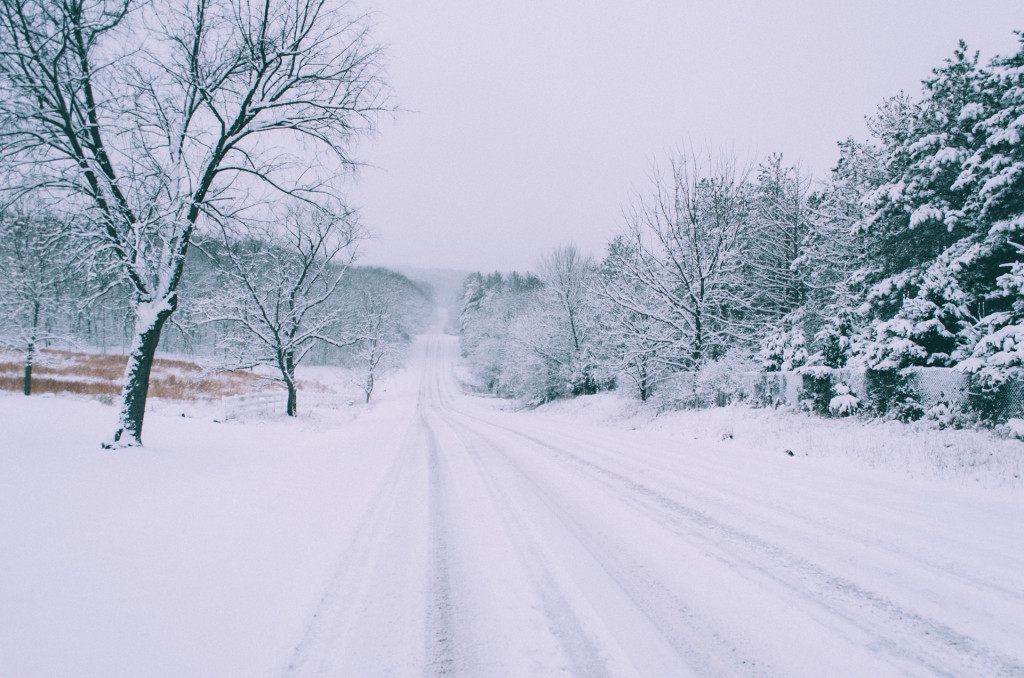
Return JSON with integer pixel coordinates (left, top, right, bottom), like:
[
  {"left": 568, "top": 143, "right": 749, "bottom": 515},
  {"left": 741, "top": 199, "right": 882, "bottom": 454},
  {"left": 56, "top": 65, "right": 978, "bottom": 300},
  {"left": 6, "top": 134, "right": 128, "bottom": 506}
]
[{"left": 0, "top": 349, "right": 267, "bottom": 400}]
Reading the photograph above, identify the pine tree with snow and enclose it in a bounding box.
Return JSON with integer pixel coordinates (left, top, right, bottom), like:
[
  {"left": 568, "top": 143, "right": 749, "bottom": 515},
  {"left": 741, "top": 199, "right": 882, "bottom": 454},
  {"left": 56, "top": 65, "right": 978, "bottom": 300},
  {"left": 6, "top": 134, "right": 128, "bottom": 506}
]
[
  {"left": 955, "top": 35, "right": 1024, "bottom": 412},
  {"left": 857, "top": 43, "right": 993, "bottom": 371},
  {"left": 758, "top": 309, "right": 809, "bottom": 372}
]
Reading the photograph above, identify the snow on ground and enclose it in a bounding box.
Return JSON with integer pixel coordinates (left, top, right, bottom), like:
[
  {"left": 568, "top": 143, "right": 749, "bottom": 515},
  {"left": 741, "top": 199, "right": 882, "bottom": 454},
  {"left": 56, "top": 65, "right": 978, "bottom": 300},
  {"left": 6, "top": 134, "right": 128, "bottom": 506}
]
[
  {"left": 0, "top": 366, "right": 422, "bottom": 678},
  {"left": 2, "top": 335, "right": 1023, "bottom": 677},
  {"left": 525, "top": 391, "right": 1024, "bottom": 489}
]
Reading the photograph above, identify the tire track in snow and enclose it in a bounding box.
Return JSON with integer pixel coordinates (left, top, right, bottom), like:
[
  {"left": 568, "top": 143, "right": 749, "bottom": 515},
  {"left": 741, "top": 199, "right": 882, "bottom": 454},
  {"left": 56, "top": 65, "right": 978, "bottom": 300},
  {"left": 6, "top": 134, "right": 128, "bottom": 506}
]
[
  {"left": 424, "top": 413, "right": 457, "bottom": 676},
  {"left": 461, "top": 413, "right": 1024, "bottom": 678},
  {"left": 281, "top": 334, "right": 1021, "bottom": 677},
  {"left": 281, "top": 417, "right": 423, "bottom": 677},
  {"left": 533, "top": 422, "right": 1024, "bottom": 609},
  {"left": 425, "top": 337, "right": 754, "bottom": 677},
  {"left": 283, "top": 347, "right": 439, "bottom": 677},
  {"left": 421, "top": 338, "right": 629, "bottom": 676},
  {"left": 430, "top": 406, "right": 615, "bottom": 677},
  {"left": 444, "top": 410, "right": 768, "bottom": 678}
]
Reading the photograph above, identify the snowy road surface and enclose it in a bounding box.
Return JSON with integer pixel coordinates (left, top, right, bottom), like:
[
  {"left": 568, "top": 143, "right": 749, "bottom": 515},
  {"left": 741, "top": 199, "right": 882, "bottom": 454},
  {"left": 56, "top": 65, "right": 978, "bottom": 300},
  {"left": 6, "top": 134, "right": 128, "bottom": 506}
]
[
  {"left": 283, "top": 336, "right": 1024, "bottom": 678},
  {"left": 2, "top": 333, "right": 1023, "bottom": 677}
]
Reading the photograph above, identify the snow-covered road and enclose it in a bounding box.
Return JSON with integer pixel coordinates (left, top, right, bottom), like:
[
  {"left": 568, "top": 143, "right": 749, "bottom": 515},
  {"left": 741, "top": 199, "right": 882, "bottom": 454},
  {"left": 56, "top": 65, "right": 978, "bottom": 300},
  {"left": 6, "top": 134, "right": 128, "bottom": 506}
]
[
  {"left": 284, "top": 335, "right": 1024, "bottom": 677},
  {"left": 2, "top": 333, "right": 1022, "bottom": 677}
]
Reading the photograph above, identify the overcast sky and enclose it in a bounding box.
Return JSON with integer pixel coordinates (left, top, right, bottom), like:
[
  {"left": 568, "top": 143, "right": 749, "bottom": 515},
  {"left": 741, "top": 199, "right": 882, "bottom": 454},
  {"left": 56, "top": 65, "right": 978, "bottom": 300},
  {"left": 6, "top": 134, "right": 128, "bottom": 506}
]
[{"left": 349, "top": 0, "right": 1024, "bottom": 274}]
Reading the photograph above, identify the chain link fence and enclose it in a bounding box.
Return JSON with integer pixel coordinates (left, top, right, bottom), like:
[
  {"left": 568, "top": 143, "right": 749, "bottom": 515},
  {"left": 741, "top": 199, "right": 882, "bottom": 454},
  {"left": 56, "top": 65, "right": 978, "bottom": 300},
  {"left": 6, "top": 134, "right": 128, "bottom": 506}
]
[{"left": 658, "top": 366, "right": 1024, "bottom": 424}]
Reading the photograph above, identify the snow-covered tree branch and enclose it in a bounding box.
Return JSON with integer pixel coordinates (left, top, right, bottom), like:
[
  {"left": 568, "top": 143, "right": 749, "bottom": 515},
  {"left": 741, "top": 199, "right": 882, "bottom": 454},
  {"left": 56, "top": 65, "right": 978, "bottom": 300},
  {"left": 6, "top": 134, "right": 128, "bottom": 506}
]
[
  {"left": 0, "top": 0, "right": 388, "bottom": 445},
  {"left": 201, "top": 202, "right": 361, "bottom": 416}
]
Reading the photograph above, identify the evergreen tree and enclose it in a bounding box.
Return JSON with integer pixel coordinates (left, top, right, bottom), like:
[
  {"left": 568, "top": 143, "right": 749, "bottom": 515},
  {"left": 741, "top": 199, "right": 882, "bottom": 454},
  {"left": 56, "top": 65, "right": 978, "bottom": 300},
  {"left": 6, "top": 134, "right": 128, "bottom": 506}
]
[{"left": 859, "top": 44, "right": 989, "bottom": 369}]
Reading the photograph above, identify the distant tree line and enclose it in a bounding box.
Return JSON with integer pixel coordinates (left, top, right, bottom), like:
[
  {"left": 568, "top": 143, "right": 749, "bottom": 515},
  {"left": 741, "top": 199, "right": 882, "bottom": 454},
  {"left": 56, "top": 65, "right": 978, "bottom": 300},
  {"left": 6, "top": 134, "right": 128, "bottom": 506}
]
[
  {"left": 0, "top": 202, "right": 431, "bottom": 411},
  {"left": 459, "top": 34, "right": 1024, "bottom": 423}
]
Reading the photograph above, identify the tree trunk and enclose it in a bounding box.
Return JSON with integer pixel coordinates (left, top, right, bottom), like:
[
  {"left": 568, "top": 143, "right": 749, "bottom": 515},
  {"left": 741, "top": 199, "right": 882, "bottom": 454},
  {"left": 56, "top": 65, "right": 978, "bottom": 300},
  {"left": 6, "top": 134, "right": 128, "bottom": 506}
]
[
  {"left": 285, "top": 378, "right": 298, "bottom": 416},
  {"left": 23, "top": 340, "right": 34, "bottom": 396},
  {"left": 364, "top": 372, "right": 374, "bottom": 403},
  {"left": 283, "top": 350, "right": 297, "bottom": 416},
  {"left": 108, "top": 299, "right": 176, "bottom": 447},
  {"left": 692, "top": 309, "right": 703, "bottom": 365},
  {"left": 23, "top": 301, "right": 40, "bottom": 396},
  {"left": 637, "top": 361, "right": 650, "bottom": 402}
]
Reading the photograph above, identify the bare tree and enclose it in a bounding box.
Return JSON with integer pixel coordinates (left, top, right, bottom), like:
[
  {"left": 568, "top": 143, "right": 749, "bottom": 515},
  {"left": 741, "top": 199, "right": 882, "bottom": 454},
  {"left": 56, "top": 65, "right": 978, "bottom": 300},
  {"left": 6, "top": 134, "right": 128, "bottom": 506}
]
[
  {"left": 594, "top": 238, "right": 676, "bottom": 401},
  {"left": 352, "top": 287, "right": 393, "bottom": 403},
  {"left": 537, "top": 245, "right": 594, "bottom": 363},
  {"left": 458, "top": 271, "right": 544, "bottom": 395},
  {"left": 203, "top": 204, "right": 360, "bottom": 416},
  {"left": 617, "top": 146, "right": 754, "bottom": 367},
  {"left": 511, "top": 244, "right": 602, "bottom": 399},
  {"left": 0, "top": 0, "right": 386, "bottom": 445},
  {"left": 0, "top": 206, "right": 75, "bottom": 394},
  {"left": 342, "top": 268, "right": 428, "bottom": 403}
]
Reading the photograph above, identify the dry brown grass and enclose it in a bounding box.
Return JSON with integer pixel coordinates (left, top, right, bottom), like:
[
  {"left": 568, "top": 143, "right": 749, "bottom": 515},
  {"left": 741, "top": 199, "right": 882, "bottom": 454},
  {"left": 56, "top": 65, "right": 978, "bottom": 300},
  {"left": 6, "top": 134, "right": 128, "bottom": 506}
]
[
  {"left": 0, "top": 349, "right": 265, "bottom": 400},
  {"left": 0, "top": 375, "right": 120, "bottom": 396}
]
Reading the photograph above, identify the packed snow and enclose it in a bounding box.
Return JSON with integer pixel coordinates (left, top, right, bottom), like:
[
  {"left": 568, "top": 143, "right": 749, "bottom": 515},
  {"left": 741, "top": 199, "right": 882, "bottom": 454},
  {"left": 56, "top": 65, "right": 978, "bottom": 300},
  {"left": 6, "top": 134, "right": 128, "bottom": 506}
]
[{"left": 2, "top": 334, "right": 1023, "bottom": 677}]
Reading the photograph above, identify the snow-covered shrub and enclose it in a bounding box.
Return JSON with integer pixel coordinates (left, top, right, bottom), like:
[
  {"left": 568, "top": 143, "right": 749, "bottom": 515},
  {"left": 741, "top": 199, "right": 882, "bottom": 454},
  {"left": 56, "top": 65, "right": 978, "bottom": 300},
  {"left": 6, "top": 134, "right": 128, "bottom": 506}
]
[
  {"left": 924, "top": 401, "right": 966, "bottom": 429},
  {"left": 798, "top": 365, "right": 834, "bottom": 415},
  {"left": 759, "top": 310, "right": 809, "bottom": 372},
  {"left": 895, "top": 399, "right": 927, "bottom": 422},
  {"left": 960, "top": 319, "right": 1024, "bottom": 421},
  {"left": 1005, "top": 418, "right": 1024, "bottom": 441},
  {"left": 694, "top": 350, "right": 758, "bottom": 407},
  {"left": 655, "top": 351, "right": 757, "bottom": 410},
  {"left": 828, "top": 382, "right": 860, "bottom": 416},
  {"left": 863, "top": 367, "right": 924, "bottom": 421}
]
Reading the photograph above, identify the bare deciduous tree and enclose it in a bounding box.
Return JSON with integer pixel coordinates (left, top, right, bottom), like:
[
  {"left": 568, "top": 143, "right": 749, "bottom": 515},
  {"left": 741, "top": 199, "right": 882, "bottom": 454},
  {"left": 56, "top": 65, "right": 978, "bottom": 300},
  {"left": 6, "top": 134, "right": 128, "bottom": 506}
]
[
  {"left": 520, "top": 244, "right": 602, "bottom": 398},
  {"left": 341, "top": 268, "right": 428, "bottom": 403},
  {"left": 537, "top": 245, "right": 594, "bottom": 361},
  {"left": 0, "top": 0, "right": 387, "bottom": 445},
  {"left": 0, "top": 206, "right": 75, "bottom": 394},
  {"left": 595, "top": 238, "right": 676, "bottom": 401},
  {"left": 618, "top": 146, "right": 753, "bottom": 367},
  {"left": 203, "top": 204, "right": 361, "bottom": 416}
]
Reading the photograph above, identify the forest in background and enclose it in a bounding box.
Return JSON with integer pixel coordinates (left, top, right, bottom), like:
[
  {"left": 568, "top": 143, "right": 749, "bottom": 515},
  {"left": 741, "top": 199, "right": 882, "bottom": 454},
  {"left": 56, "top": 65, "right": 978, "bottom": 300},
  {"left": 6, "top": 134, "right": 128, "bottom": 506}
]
[
  {"left": 460, "top": 35, "right": 1024, "bottom": 427},
  {"left": 0, "top": 212, "right": 433, "bottom": 411}
]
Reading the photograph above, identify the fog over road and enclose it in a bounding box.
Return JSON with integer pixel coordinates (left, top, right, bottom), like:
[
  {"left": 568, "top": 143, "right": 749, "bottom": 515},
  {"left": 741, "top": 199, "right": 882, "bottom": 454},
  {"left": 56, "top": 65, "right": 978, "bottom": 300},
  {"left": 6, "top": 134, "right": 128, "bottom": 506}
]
[{"left": 282, "top": 335, "right": 1024, "bottom": 678}]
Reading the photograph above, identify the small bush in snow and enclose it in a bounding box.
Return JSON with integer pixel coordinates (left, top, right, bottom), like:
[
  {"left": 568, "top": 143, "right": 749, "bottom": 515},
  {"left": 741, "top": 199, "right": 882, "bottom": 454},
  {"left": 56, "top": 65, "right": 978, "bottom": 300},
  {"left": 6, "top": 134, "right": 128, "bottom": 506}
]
[
  {"left": 799, "top": 366, "right": 834, "bottom": 415},
  {"left": 654, "top": 351, "right": 757, "bottom": 409},
  {"left": 925, "top": 401, "right": 956, "bottom": 429},
  {"left": 828, "top": 382, "right": 860, "bottom": 417},
  {"left": 894, "top": 399, "right": 926, "bottom": 423},
  {"left": 1005, "top": 418, "right": 1024, "bottom": 441},
  {"left": 693, "top": 350, "right": 758, "bottom": 408},
  {"left": 923, "top": 400, "right": 976, "bottom": 430}
]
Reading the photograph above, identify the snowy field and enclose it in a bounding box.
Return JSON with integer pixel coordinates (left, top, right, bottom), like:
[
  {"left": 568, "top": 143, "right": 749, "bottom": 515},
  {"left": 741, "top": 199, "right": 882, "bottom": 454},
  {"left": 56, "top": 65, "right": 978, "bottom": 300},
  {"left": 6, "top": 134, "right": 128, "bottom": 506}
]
[{"left": 2, "top": 335, "right": 1023, "bottom": 677}]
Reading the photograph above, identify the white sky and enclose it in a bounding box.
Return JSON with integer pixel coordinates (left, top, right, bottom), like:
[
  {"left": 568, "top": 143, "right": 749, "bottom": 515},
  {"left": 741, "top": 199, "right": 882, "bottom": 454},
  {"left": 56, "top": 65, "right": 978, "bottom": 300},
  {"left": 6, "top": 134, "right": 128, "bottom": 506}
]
[{"left": 349, "top": 0, "right": 1024, "bottom": 273}]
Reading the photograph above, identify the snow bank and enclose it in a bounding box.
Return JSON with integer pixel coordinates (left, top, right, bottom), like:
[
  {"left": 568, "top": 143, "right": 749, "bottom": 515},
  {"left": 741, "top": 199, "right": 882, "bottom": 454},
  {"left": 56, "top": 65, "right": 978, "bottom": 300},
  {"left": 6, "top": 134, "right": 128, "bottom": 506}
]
[{"left": 529, "top": 391, "right": 1024, "bottom": 489}]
